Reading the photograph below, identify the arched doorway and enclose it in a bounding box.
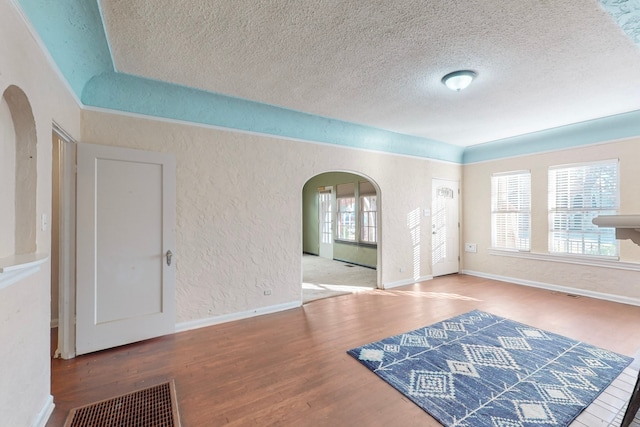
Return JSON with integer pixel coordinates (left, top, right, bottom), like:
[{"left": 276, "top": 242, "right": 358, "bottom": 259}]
[{"left": 301, "top": 171, "right": 381, "bottom": 303}]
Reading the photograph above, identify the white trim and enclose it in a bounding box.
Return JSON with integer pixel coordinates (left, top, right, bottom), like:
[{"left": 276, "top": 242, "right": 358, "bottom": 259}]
[
  {"left": 462, "top": 269, "right": 640, "bottom": 307},
  {"left": 31, "top": 394, "right": 54, "bottom": 427},
  {"left": 8, "top": 0, "right": 83, "bottom": 108},
  {"left": 175, "top": 301, "right": 301, "bottom": 334},
  {"left": 82, "top": 105, "right": 462, "bottom": 166},
  {"left": 487, "top": 248, "right": 640, "bottom": 271},
  {"left": 548, "top": 157, "right": 619, "bottom": 171},
  {"left": 56, "top": 138, "right": 77, "bottom": 360},
  {"left": 464, "top": 137, "right": 638, "bottom": 166},
  {"left": 0, "top": 253, "right": 48, "bottom": 290},
  {"left": 383, "top": 275, "right": 433, "bottom": 290}
]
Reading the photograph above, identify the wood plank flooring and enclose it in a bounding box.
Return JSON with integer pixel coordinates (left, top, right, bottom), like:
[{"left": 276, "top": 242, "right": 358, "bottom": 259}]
[{"left": 46, "top": 274, "right": 640, "bottom": 426}]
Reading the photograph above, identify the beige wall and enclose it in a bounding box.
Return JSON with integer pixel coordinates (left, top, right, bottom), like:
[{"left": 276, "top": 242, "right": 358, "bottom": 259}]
[
  {"left": 0, "top": 1, "right": 81, "bottom": 425},
  {"left": 81, "top": 110, "right": 461, "bottom": 321},
  {"left": 462, "top": 138, "right": 640, "bottom": 302}
]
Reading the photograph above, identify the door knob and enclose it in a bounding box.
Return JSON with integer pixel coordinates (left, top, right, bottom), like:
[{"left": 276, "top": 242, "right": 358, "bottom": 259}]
[{"left": 166, "top": 250, "right": 173, "bottom": 266}]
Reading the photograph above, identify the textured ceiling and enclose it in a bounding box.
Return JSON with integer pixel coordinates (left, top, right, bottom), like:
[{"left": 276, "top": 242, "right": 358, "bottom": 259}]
[{"left": 98, "top": 0, "right": 640, "bottom": 147}]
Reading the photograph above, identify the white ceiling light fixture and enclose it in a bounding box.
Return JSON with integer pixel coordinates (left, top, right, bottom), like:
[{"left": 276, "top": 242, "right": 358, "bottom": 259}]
[{"left": 442, "top": 70, "right": 477, "bottom": 92}]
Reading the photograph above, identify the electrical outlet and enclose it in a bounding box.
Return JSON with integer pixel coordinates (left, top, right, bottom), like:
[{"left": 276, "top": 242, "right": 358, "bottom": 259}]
[
  {"left": 263, "top": 289, "right": 272, "bottom": 296},
  {"left": 464, "top": 243, "right": 477, "bottom": 253}
]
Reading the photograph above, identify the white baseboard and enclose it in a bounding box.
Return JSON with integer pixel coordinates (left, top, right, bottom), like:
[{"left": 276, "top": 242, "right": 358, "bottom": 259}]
[
  {"left": 32, "top": 395, "right": 54, "bottom": 427},
  {"left": 383, "top": 275, "right": 433, "bottom": 290},
  {"left": 462, "top": 269, "right": 640, "bottom": 307},
  {"left": 175, "top": 300, "right": 301, "bottom": 333}
]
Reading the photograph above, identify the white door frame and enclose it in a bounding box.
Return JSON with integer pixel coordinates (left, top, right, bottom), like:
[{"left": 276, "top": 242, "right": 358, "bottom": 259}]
[{"left": 53, "top": 124, "right": 76, "bottom": 359}]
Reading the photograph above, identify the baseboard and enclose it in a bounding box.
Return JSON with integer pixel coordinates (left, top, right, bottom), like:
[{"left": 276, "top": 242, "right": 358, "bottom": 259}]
[
  {"left": 383, "top": 275, "right": 433, "bottom": 290},
  {"left": 32, "top": 394, "right": 54, "bottom": 427},
  {"left": 175, "top": 301, "right": 302, "bottom": 333},
  {"left": 462, "top": 270, "right": 640, "bottom": 307}
]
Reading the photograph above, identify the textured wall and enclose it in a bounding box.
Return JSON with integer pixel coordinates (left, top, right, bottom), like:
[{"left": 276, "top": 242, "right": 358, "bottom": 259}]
[
  {"left": 463, "top": 138, "right": 640, "bottom": 300},
  {"left": 81, "top": 110, "right": 461, "bottom": 323},
  {"left": 1, "top": 1, "right": 81, "bottom": 425}
]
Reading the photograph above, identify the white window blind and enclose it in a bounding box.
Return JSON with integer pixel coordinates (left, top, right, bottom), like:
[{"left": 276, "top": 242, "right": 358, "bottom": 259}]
[
  {"left": 491, "top": 171, "right": 531, "bottom": 251},
  {"left": 336, "top": 183, "right": 356, "bottom": 241},
  {"left": 548, "top": 159, "right": 618, "bottom": 256},
  {"left": 359, "top": 181, "right": 377, "bottom": 244}
]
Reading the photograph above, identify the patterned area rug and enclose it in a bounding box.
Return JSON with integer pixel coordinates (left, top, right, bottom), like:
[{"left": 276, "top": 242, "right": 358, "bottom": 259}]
[{"left": 347, "top": 310, "right": 632, "bottom": 427}]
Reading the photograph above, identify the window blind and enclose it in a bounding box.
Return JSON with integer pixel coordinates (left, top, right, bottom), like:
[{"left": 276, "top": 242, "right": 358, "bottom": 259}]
[
  {"left": 491, "top": 171, "right": 531, "bottom": 251},
  {"left": 548, "top": 159, "right": 618, "bottom": 256}
]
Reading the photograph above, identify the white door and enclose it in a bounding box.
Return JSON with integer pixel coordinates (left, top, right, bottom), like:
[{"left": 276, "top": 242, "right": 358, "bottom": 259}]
[
  {"left": 432, "top": 179, "right": 459, "bottom": 277},
  {"left": 318, "top": 188, "right": 333, "bottom": 259},
  {"left": 76, "top": 143, "right": 176, "bottom": 355}
]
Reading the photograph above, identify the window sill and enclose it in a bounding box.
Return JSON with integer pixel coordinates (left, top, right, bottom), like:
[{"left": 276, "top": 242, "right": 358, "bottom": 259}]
[
  {"left": 334, "top": 240, "right": 378, "bottom": 248},
  {"left": 487, "top": 248, "right": 640, "bottom": 271},
  {"left": 0, "top": 253, "right": 49, "bottom": 290}
]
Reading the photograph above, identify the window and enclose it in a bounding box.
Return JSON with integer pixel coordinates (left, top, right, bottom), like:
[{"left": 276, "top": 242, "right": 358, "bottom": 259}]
[
  {"left": 491, "top": 171, "right": 531, "bottom": 251},
  {"left": 548, "top": 159, "right": 618, "bottom": 256},
  {"left": 360, "top": 181, "right": 377, "bottom": 243},
  {"left": 336, "top": 183, "right": 356, "bottom": 241}
]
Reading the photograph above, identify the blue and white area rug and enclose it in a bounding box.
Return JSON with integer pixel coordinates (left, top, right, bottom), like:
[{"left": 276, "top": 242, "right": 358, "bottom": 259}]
[{"left": 347, "top": 310, "right": 632, "bottom": 427}]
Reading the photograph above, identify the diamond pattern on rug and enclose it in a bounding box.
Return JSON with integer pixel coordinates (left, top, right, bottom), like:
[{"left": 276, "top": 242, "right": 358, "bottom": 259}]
[
  {"left": 347, "top": 310, "right": 633, "bottom": 427},
  {"left": 409, "top": 370, "right": 455, "bottom": 398},
  {"left": 513, "top": 400, "right": 557, "bottom": 424},
  {"left": 447, "top": 360, "right": 480, "bottom": 378},
  {"left": 462, "top": 343, "right": 520, "bottom": 370},
  {"left": 532, "top": 383, "right": 582, "bottom": 405},
  {"left": 499, "top": 336, "right": 532, "bottom": 351}
]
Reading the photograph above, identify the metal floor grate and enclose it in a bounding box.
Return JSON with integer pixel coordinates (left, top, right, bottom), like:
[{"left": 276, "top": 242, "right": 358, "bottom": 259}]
[{"left": 64, "top": 380, "right": 180, "bottom": 427}]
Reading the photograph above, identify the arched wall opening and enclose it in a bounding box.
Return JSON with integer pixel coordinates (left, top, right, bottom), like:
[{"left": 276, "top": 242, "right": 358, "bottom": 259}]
[
  {"left": 301, "top": 171, "right": 382, "bottom": 300},
  {"left": 1, "top": 85, "right": 37, "bottom": 258}
]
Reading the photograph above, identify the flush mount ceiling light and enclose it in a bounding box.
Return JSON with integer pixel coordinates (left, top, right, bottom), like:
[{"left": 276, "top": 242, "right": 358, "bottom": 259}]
[{"left": 441, "top": 70, "right": 477, "bottom": 92}]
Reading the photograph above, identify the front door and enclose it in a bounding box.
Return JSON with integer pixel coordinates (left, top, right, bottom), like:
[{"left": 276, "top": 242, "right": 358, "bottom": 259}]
[
  {"left": 75, "top": 143, "right": 176, "bottom": 355},
  {"left": 432, "top": 179, "right": 460, "bottom": 277}
]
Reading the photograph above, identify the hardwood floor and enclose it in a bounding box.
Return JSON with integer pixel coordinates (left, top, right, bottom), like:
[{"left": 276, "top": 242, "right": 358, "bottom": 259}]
[{"left": 46, "top": 275, "right": 640, "bottom": 426}]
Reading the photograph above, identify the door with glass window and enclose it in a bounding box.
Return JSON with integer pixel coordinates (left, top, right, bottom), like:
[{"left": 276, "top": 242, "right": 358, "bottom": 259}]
[
  {"left": 318, "top": 188, "right": 333, "bottom": 259},
  {"left": 431, "top": 179, "right": 460, "bottom": 276}
]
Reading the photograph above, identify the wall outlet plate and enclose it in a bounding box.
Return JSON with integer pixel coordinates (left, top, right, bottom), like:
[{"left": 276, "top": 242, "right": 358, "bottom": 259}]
[{"left": 464, "top": 243, "right": 477, "bottom": 253}]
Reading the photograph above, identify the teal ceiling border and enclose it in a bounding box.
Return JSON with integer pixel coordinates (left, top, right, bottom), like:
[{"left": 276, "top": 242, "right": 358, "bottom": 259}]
[
  {"left": 16, "top": 0, "right": 112, "bottom": 97},
  {"left": 83, "top": 72, "right": 463, "bottom": 162},
  {"left": 463, "top": 109, "right": 640, "bottom": 164},
  {"left": 13, "top": 0, "right": 640, "bottom": 165},
  {"left": 599, "top": 0, "right": 640, "bottom": 46}
]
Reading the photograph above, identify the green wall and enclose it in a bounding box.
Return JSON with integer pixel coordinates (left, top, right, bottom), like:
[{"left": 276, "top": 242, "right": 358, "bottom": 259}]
[{"left": 302, "top": 172, "right": 377, "bottom": 268}]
